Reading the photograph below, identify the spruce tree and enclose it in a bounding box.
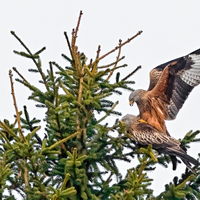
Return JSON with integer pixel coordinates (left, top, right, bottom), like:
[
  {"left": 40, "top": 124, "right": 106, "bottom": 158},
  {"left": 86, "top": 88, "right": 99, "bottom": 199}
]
[{"left": 0, "top": 11, "right": 200, "bottom": 200}]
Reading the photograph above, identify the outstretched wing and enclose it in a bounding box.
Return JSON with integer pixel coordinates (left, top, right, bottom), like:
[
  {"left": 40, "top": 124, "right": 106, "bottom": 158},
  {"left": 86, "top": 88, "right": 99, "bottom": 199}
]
[{"left": 147, "top": 48, "right": 200, "bottom": 120}]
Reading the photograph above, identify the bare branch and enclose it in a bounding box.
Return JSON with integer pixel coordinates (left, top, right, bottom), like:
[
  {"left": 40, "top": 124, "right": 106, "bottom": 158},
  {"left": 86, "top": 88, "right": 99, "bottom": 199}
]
[
  {"left": 11, "top": 31, "right": 32, "bottom": 56},
  {"left": 97, "top": 30, "right": 142, "bottom": 62},
  {"left": 9, "top": 70, "right": 30, "bottom": 190},
  {"left": 64, "top": 32, "right": 73, "bottom": 60},
  {"left": 13, "top": 67, "right": 29, "bottom": 84},
  {"left": 70, "top": 11, "right": 84, "bottom": 78},
  {"left": 98, "top": 56, "right": 125, "bottom": 69},
  {"left": 106, "top": 39, "right": 122, "bottom": 81},
  {"left": 9, "top": 70, "right": 24, "bottom": 141},
  {"left": 96, "top": 45, "right": 101, "bottom": 59},
  {"left": 121, "top": 65, "right": 141, "bottom": 81},
  {"left": 72, "top": 10, "right": 83, "bottom": 47},
  {"left": 74, "top": 10, "right": 83, "bottom": 39}
]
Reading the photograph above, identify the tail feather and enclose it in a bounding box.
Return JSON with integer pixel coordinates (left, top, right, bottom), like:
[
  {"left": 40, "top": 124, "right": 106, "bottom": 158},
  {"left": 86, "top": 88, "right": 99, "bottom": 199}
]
[
  {"left": 158, "top": 146, "right": 198, "bottom": 172},
  {"left": 170, "top": 155, "right": 179, "bottom": 171},
  {"left": 163, "top": 147, "right": 198, "bottom": 167}
]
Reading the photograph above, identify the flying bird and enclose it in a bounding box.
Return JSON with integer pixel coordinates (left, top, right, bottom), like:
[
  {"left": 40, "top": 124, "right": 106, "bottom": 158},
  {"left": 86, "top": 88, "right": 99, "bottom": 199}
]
[
  {"left": 121, "top": 114, "right": 198, "bottom": 170},
  {"left": 129, "top": 48, "right": 200, "bottom": 135}
]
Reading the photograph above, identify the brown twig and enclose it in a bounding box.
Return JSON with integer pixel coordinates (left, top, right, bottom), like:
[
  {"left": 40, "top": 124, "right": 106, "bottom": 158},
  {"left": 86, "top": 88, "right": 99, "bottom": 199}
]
[
  {"left": 11, "top": 31, "right": 32, "bottom": 57},
  {"left": 106, "top": 40, "right": 122, "bottom": 81},
  {"left": 98, "top": 56, "right": 125, "bottom": 69},
  {"left": 72, "top": 10, "right": 83, "bottom": 47},
  {"left": 78, "top": 74, "right": 84, "bottom": 103},
  {"left": 76, "top": 67, "right": 85, "bottom": 141},
  {"left": 9, "top": 70, "right": 24, "bottom": 141},
  {"left": 71, "top": 11, "right": 84, "bottom": 78},
  {"left": 77, "top": 67, "right": 85, "bottom": 104},
  {"left": 89, "top": 59, "right": 93, "bottom": 66},
  {"left": 74, "top": 11, "right": 83, "bottom": 39},
  {"left": 13, "top": 67, "right": 29, "bottom": 84},
  {"left": 96, "top": 45, "right": 101, "bottom": 59},
  {"left": 96, "top": 30, "right": 142, "bottom": 63},
  {"left": 105, "top": 172, "right": 114, "bottom": 184},
  {"left": 121, "top": 65, "right": 142, "bottom": 81},
  {"left": 64, "top": 32, "right": 73, "bottom": 60},
  {"left": 9, "top": 70, "right": 30, "bottom": 191}
]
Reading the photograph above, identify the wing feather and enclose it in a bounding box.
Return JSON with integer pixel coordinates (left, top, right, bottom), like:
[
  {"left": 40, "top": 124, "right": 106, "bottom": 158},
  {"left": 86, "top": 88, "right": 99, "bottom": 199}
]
[
  {"left": 147, "top": 48, "right": 200, "bottom": 120},
  {"left": 122, "top": 114, "right": 199, "bottom": 168},
  {"left": 130, "top": 122, "right": 170, "bottom": 147}
]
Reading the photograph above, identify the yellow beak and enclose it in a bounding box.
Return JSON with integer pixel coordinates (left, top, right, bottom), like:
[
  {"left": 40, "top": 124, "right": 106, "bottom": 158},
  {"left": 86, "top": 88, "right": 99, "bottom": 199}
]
[{"left": 129, "top": 100, "right": 134, "bottom": 106}]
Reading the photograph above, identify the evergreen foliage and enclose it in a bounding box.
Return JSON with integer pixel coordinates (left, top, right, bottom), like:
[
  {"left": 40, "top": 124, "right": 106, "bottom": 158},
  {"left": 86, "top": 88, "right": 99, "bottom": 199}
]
[{"left": 0, "top": 11, "right": 200, "bottom": 199}]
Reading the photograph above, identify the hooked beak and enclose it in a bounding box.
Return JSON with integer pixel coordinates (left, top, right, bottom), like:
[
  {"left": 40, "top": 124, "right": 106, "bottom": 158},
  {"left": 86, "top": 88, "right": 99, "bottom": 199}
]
[{"left": 129, "top": 100, "right": 134, "bottom": 106}]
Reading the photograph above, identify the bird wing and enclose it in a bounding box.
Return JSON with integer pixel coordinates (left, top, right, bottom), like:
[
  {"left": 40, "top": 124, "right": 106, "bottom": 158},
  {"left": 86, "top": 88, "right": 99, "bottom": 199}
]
[
  {"left": 147, "top": 48, "right": 200, "bottom": 120},
  {"left": 130, "top": 122, "right": 172, "bottom": 147},
  {"left": 124, "top": 115, "right": 198, "bottom": 167}
]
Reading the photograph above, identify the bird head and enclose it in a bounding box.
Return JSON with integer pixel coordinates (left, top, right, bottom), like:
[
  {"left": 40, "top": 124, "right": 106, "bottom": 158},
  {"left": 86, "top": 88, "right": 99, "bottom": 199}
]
[
  {"left": 121, "top": 114, "right": 139, "bottom": 127},
  {"left": 129, "top": 89, "right": 145, "bottom": 106}
]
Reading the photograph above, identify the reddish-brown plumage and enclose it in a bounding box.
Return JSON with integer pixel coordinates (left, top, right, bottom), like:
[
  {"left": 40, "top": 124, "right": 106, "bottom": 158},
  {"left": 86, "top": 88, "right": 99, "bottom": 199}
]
[
  {"left": 129, "top": 48, "right": 200, "bottom": 136},
  {"left": 140, "top": 66, "right": 171, "bottom": 134}
]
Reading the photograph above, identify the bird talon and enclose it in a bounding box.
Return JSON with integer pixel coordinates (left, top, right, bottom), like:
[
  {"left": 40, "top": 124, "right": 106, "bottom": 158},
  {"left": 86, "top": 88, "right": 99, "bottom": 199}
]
[{"left": 138, "top": 119, "right": 147, "bottom": 123}]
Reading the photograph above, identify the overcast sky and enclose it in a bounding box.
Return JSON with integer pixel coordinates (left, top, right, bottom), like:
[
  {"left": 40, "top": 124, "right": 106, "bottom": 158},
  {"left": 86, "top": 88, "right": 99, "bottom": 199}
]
[{"left": 1, "top": 0, "right": 200, "bottom": 196}]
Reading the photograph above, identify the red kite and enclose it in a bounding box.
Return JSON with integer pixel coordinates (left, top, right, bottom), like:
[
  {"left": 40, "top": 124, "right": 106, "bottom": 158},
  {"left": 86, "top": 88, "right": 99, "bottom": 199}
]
[
  {"left": 121, "top": 114, "right": 198, "bottom": 170},
  {"left": 129, "top": 48, "right": 200, "bottom": 135}
]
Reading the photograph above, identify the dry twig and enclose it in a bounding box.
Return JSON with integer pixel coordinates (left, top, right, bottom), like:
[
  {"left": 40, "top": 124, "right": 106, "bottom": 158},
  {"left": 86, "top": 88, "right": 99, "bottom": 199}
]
[
  {"left": 121, "top": 65, "right": 142, "bottom": 81},
  {"left": 97, "top": 30, "right": 142, "bottom": 62},
  {"left": 64, "top": 32, "right": 73, "bottom": 59},
  {"left": 9, "top": 70, "right": 24, "bottom": 141},
  {"left": 96, "top": 45, "right": 101, "bottom": 59},
  {"left": 9, "top": 70, "right": 29, "bottom": 189},
  {"left": 106, "top": 39, "right": 122, "bottom": 81},
  {"left": 72, "top": 10, "right": 83, "bottom": 47}
]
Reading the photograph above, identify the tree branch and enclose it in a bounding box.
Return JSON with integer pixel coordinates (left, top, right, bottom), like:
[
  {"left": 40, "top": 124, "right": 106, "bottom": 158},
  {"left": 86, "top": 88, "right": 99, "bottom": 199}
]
[
  {"left": 64, "top": 32, "right": 73, "bottom": 60},
  {"left": 97, "top": 30, "right": 142, "bottom": 62},
  {"left": 72, "top": 10, "right": 83, "bottom": 47},
  {"left": 121, "top": 65, "right": 141, "bottom": 81},
  {"left": 106, "top": 40, "right": 122, "bottom": 81},
  {"left": 9, "top": 70, "right": 24, "bottom": 141}
]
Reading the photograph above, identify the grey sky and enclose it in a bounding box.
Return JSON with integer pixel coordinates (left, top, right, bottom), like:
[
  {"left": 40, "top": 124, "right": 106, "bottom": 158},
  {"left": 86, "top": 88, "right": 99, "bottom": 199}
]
[{"left": 1, "top": 1, "right": 200, "bottom": 196}]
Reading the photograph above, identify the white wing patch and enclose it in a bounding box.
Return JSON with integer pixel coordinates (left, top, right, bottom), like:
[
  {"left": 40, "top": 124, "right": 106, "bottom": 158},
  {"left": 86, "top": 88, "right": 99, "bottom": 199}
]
[
  {"left": 166, "top": 99, "right": 179, "bottom": 120},
  {"left": 180, "top": 54, "right": 200, "bottom": 86}
]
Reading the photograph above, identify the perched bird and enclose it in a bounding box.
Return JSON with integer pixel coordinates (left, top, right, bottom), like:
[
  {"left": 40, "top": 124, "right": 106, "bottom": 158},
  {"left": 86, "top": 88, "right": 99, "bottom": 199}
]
[
  {"left": 129, "top": 48, "right": 200, "bottom": 135},
  {"left": 121, "top": 114, "right": 198, "bottom": 170}
]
